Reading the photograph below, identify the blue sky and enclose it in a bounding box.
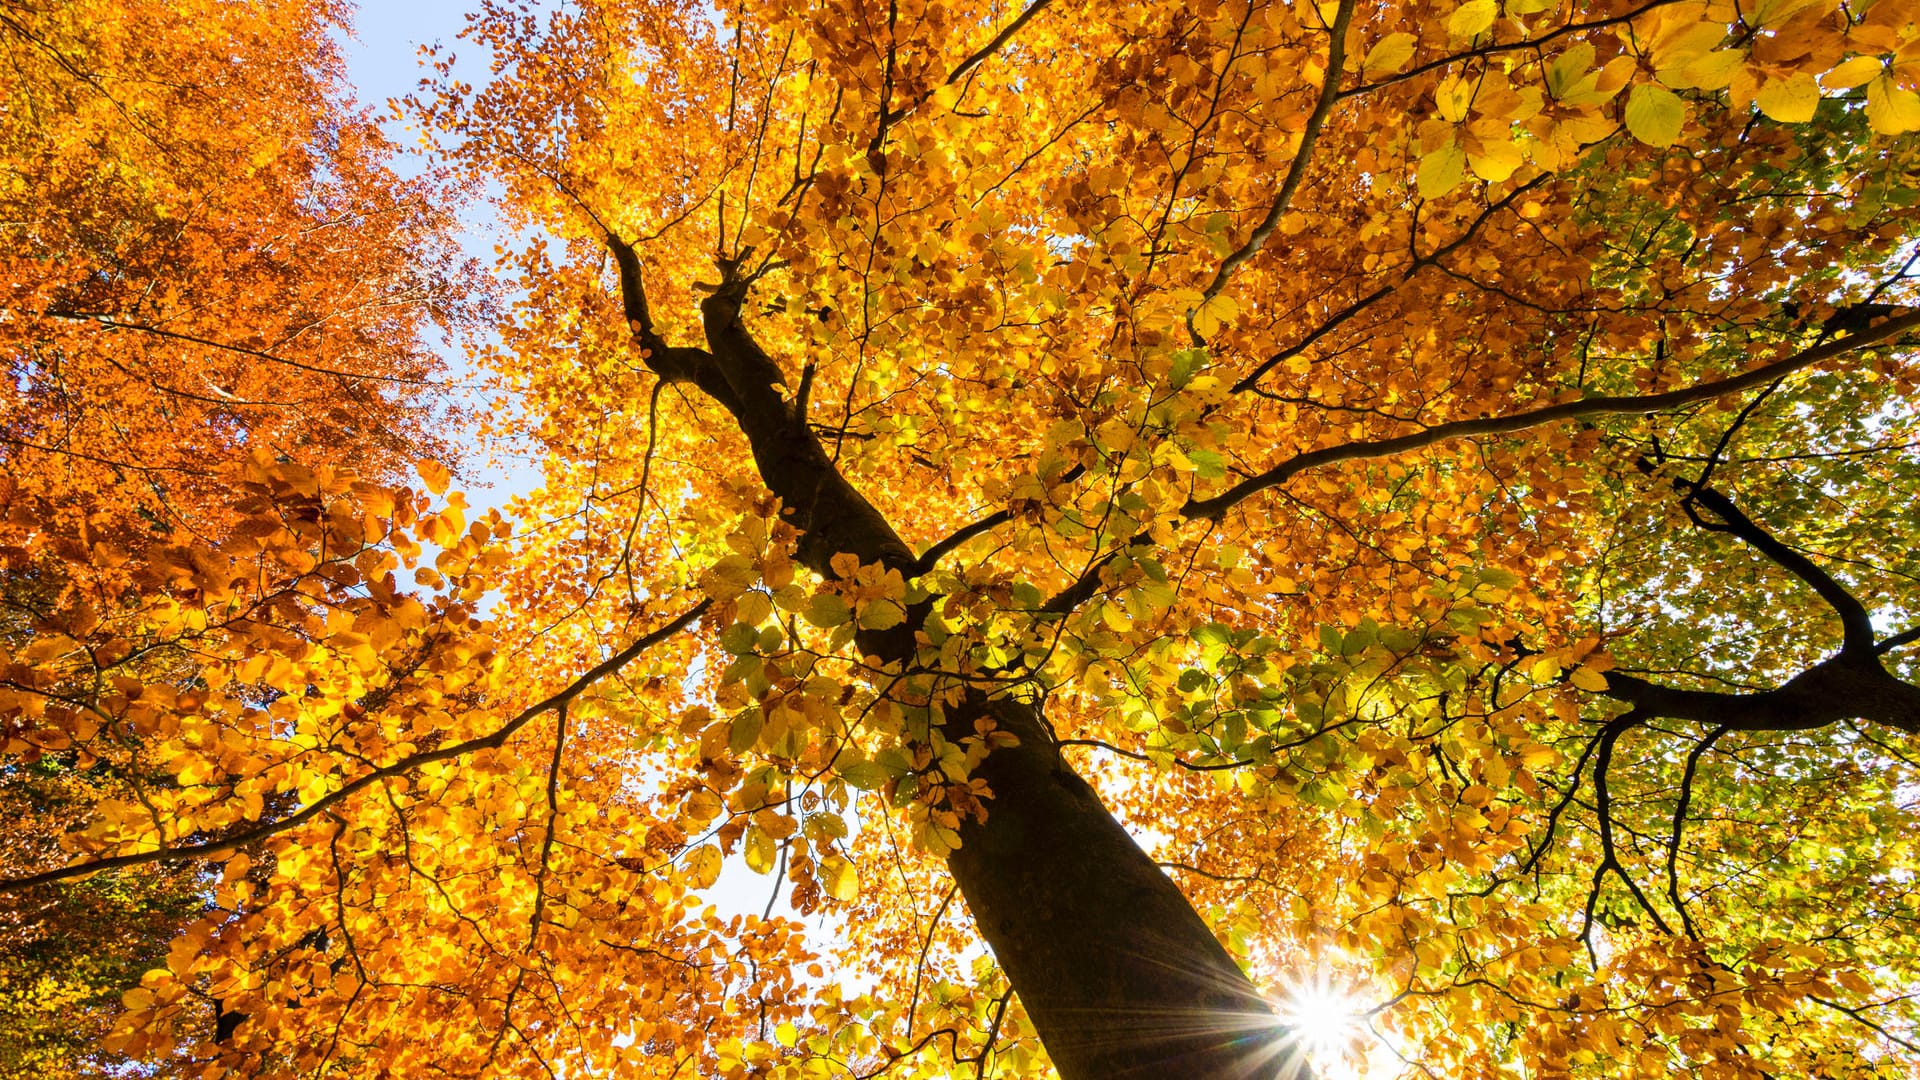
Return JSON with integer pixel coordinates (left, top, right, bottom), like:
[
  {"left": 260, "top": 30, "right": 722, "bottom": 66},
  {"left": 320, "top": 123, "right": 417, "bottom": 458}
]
[
  {"left": 336, "top": 2, "right": 551, "bottom": 512},
  {"left": 333, "top": 2, "right": 798, "bottom": 926},
  {"left": 338, "top": 1, "right": 472, "bottom": 116}
]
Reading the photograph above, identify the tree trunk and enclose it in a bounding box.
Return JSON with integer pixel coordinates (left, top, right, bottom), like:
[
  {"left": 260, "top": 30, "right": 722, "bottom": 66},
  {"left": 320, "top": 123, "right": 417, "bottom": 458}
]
[
  {"left": 947, "top": 695, "right": 1309, "bottom": 1079},
  {"left": 624, "top": 283, "right": 1311, "bottom": 1080}
]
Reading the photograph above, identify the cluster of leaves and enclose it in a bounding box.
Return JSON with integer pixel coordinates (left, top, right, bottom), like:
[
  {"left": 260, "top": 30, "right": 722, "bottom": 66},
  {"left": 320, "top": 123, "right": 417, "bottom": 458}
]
[
  {"left": 6, "top": 0, "right": 1920, "bottom": 1077},
  {"left": 426, "top": 0, "right": 1920, "bottom": 1074},
  {"left": 0, "top": 0, "right": 480, "bottom": 580},
  {"left": 0, "top": 0, "right": 483, "bottom": 1069}
]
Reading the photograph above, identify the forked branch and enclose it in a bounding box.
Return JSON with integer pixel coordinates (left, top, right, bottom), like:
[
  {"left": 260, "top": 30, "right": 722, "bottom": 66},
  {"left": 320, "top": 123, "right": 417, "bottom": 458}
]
[{"left": 1596, "top": 468, "right": 1920, "bottom": 734}]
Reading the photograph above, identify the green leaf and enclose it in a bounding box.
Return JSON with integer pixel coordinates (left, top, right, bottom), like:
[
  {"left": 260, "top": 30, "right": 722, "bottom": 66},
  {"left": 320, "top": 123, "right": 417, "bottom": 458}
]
[
  {"left": 858, "top": 597, "right": 906, "bottom": 630},
  {"left": 805, "top": 593, "right": 852, "bottom": 627},
  {"left": 1319, "top": 625, "right": 1345, "bottom": 654},
  {"left": 1170, "top": 348, "right": 1207, "bottom": 389},
  {"left": 728, "top": 708, "right": 764, "bottom": 755},
  {"left": 1341, "top": 621, "right": 1378, "bottom": 656},
  {"left": 838, "top": 757, "right": 888, "bottom": 790},
  {"left": 1477, "top": 567, "right": 1519, "bottom": 589},
  {"left": 720, "top": 621, "right": 760, "bottom": 655}
]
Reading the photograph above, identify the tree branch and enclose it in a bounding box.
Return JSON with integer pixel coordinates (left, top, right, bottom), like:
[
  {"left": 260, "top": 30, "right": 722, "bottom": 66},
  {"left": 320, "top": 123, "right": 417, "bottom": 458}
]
[
  {"left": 1228, "top": 175, "right": 1550, "bottom": 395},
  {"left": 916, "top": 509, "right": 1014, "bottom": 575},
  {"left": 45, "top": 311, "right": 443, "bottom": 387},
  {"left": 1588, "top": 459, "right": 1920, "bottom": 734},
  {"left": 0, "top": 601, "right": 709, "bottom": 893},
  {"left": 1585, "top": 711, "right": 1675, "bottom": 940},
  {"left": 1878, "top": 624, "right": 1920, "bottom": 655},
  {"left": 1188, "top": 310, "right": 1920, "bottom": 520},
  {"left": 1666, "top": 722, "right": 1730, "bottom": 940},
  {"left": 1334, "top": 2, "right": 1679, "bottom": 102},
  {"left": 1600, "top": 661, "right": 1920, "bottom": 735},
  {"left": 1193, "top": 0, "right": 1354, "bottom": 309},
  {"left": 604, "top": 226, "right": 656, "bottom": 340},
  {"left": 945, "top": 0, "right": 1053, "bottom": 88},
  {"left": 920, "top": 466, "right": 1085, "bottom": 574},
  {"left": 1672, "top": 478, "right": 1875, "bottom": 652}
]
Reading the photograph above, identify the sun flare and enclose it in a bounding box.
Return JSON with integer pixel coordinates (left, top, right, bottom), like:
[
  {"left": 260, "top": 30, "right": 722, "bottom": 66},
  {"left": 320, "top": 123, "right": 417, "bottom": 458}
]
[{"left": 1274, "top": 971, "right": 1371, "bottom": 1076}]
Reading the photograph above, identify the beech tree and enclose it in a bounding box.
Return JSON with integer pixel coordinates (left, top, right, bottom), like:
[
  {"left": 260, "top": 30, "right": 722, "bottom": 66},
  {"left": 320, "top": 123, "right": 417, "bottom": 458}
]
[
  {"left": 1, "top": 0, "right": 474, "bottom": 1072},
  {"left": 5, "top": 0, "right": 1920, "bottom": 1078}
]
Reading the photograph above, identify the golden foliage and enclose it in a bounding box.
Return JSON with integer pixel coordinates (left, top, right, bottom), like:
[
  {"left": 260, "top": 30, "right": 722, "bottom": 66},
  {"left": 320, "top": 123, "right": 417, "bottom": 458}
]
[{"left": 7, "top": 0, "right": 1920, "bottom": 1077}]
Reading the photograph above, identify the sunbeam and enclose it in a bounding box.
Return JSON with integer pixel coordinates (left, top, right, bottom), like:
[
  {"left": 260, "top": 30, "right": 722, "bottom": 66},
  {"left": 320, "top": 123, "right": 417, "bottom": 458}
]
[{"left": 1274, "top": 969, "right": 1371, "bottom": 1077}]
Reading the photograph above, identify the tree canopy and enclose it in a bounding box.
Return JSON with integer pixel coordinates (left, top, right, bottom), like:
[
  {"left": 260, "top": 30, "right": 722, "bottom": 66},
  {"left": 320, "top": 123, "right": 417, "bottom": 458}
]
[{"left": 5, "top": 0, "right": 1920, "bottom": 1077}]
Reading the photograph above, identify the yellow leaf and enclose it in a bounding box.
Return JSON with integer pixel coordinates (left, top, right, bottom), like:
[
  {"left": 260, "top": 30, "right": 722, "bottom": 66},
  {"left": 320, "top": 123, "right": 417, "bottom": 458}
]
[
  {"left": 1197, "top": 291, "right": 1239, "bottom": 334},
  {"left": 1569, "top": 666, "right": 1610, "bottom": 693},
  {"left": 1623, "top": 82, "right": 1686, "bottom": 146},
  {"left": 736, "top": 590, "right": 772, "bottom": 625},
  {"left": 701, "top": 554, "right": 758, "bottom": 602},
  {"left": 1417, "top": 140, "right": 1469, "bottom": 198},
  {"left": 820, "top": 854, "right": 859, "bottom": 901},
  {"left": 1666, "top": 49, "right": 1744, "bottom": 91},
  {"left": 1435, "top": 74, "right": 1475, "bottom": 123},
  {"left": 684, "top": 788, "right": 722, "bottom": 824},
  {"left": 1520, "top": 743, "right": 1560, "bottom": 768},
  {"left": 804, "top": 811, "right": 849, "bottom": 840},
  {"left": 1467, "top": 138, "right": 1524, "bottom": 181},
  {"left": 1448, "top": 0, "right": 1498, "bottom": 40},
  {"left": 685, "top": 844, "right": 723, "bottom": 889},
  {"left": 1647, "top": 20, "right": 1727, "bottom": 71},
  {"left": 1363, "top": 32, "right": 1418, "bottom": 76},
  {"left": 417, "top": 459, "right": 451, "bottom": 495},
  {"left": 1866, "top": 75, "right": 1920, "bottom": 134},
  {"left": 1823, "top": 56, "right": 1885, "bottom": 90},
  {"left": 1755, "top": 71, "right": 1820, "bottom": 122},
  {"left": 744, "top": 825, "right": 779, "bottom": 874},
  {"left": 1546, "top": 43, "right": 1596, "bottom": 99},
  {"left": 775, "top": 1021, "right": 798, "bottom": 1048}
]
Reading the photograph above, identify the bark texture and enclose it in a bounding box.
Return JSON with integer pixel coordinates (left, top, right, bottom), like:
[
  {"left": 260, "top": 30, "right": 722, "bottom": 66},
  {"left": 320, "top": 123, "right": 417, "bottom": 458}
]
[{"left": 949, "top": 695, "right": 1304, "bottom": 1078}]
